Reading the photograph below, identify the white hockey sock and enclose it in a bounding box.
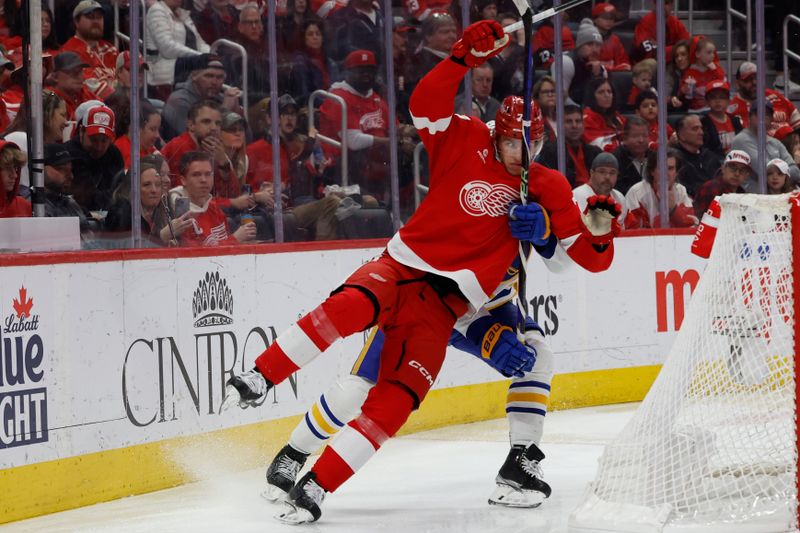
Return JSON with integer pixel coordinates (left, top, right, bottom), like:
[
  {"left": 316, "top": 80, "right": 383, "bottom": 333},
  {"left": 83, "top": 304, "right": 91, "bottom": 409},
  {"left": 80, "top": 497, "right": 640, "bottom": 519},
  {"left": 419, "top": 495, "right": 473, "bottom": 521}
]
[
  {"left": 289, "top": 374, "right": 373, "bottom": 455},
  {"left": 506, "top": 331, "right": 554, "bottom": 447}
]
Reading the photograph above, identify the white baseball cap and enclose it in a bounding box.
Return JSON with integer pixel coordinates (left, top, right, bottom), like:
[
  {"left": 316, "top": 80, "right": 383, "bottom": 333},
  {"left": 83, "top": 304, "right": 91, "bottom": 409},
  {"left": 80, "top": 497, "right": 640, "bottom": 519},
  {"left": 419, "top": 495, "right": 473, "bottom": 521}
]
[
  {"left": 724, "top": 150, "right": 751, "bottom": 168},
  {"left": 767, "top": 158, "right": 790, "bottom": 175}
]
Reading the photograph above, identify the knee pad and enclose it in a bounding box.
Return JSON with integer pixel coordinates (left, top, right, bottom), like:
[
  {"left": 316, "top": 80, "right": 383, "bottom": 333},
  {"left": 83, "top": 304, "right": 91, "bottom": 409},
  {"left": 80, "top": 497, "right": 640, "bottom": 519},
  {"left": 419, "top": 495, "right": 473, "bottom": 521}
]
[
  {"left": 316, "top": 286, "right": 378, "bottom": 339},
  {"left": 359, "top": 380, "right": 415, "bottom": 438}
]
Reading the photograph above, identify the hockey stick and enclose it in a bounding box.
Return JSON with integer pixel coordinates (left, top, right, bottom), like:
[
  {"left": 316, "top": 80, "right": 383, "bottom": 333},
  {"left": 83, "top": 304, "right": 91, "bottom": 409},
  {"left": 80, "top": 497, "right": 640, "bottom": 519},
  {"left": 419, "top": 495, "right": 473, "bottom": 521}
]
[{"left": 503, "top": 0, "right": 592, "bottom": 34}]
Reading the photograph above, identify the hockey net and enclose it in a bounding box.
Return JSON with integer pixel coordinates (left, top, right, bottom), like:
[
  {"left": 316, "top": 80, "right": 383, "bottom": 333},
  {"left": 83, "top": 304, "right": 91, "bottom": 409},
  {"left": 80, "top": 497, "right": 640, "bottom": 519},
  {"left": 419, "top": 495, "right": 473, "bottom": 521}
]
[{"left": 570, "top": 194, "right": 800, "bottom": 533}]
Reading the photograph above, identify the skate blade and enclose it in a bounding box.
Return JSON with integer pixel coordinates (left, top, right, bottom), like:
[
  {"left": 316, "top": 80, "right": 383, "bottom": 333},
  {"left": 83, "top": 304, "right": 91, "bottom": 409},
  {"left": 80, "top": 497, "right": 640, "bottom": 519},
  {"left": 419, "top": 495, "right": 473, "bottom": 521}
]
[
  {"left": 218, "top": 385, "right": 243, "bottom": 413},
  {"left": 261, "top": 483, "right": 289, "bottom": 503},
  {"left": 488, "top": 484, "right": 546, "bottom": 508},
  {"left": 274, "top": 502, "right": 315, "bottom": 525}
]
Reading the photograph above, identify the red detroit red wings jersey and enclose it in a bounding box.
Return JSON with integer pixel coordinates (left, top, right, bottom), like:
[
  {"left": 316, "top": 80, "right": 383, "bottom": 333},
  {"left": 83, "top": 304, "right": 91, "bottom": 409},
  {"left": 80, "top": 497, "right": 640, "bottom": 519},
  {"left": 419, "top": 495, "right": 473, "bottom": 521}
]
[
  {"left": 320, "top": 82, "right": 389, "bottom": 156},
  {"left": 391, "top": 59, "right": 613, "bottom": 310},
  {"left": 729, "top": 90, "right": 800, "bottom": 133}
]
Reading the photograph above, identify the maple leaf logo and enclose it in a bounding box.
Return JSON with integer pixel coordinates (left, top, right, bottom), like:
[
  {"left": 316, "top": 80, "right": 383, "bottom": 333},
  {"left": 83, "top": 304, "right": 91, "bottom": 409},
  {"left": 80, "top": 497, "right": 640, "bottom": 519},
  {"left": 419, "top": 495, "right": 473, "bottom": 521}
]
[{"left": 13, "top": 286, "right": 33, "bottom": 319}]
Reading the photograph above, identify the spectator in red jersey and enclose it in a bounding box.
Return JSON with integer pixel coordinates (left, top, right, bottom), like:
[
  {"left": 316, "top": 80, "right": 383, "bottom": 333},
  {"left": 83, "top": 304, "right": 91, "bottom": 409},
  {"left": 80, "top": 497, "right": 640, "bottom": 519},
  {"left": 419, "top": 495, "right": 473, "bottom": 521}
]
[
  {"left": 678, "top": 37, "right": 726, "bottom": 112},
  {"left": 47, "top": 52, "right": 93, "bottom": 120},
  {"left": 489, "top": 12, "right": 527, "bottom": 99},
  {"left": 728, "top": 62, "right": 800, "bottom": 135},
  {"left": 192, "top": 0, "right": 239, "bottom": 44},
  {"left": 593, "top": 3, "right": 630, "bottom": 71},
  {"left": 171, "top": 151, "right": 256, "bottom": 246},
  {"left": 114, "top": 102, "right": 163, "bottom": 170},
  {"left": 320, "top": 50, "right": 393, "bottom": 202},
  {"left": 700, "top": 80, "right": 743, "bottom": 158},
  {"left": 0, "top": 51, "right": 16, "bottom": 129},
  {"left": 559, "top": 20, "right": 604, "bottom": 105},
  {"left": 666, "top": 40, "right": 690, "bottom": 108},
  {"left": 613, "top": 116, "right": 651, "bottom": 195},
  {"left": 693, "top": 150, "right": 749, "bottom": 218},
  {"left": 0, "top": 140, "right": 28, "bottom": 218},
  {"left": 634, "top": 90, "right": 674, "bottom": 147},
  {"left": 582, "top": 77, "right": 626, "bottom": 152},
  {"left": 626, "top": 59, "right": 655, "bottom": 109},
  {"left": 632, "top": 0, "right": 689, "bottom": 65},
  {"left": 532, "top": 18, "right": 575, "bottom": 68},
  {"left": 624, "top": 148, "right": 697, "bottom": 228},
  {"left": 64, "top": 104, "right": 125, "bottom": 213},
  {"left": 572, "top": 152, "right": 628, "bottom": 226},
  {"left": 533, "top": 76, "right": 557, "bottom": 142},
  {"left": 537, "top": 104, "right": 602, "bottom": 187},
  {"left": 766, "top": 158, "right": 797, "bottom": 195},
  {"left": 59, "top": 0, "right": 119, "bottom": 100},
  {"left": 673, "top": 114, "right": 722, "bottom": 197}
]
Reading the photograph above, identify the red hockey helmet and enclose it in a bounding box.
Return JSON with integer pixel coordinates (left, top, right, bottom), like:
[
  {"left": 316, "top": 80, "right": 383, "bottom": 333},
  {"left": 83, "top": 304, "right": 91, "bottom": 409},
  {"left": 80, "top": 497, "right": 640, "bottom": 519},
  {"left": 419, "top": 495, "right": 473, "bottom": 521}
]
[{"left": 494, "top": 95, "right": 545, "bottom": 157}]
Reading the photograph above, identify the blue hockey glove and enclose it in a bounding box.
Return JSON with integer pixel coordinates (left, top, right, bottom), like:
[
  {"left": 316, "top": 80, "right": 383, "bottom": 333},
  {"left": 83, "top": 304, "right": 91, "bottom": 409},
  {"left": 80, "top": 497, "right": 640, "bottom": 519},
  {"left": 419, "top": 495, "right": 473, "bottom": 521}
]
[
  {"left": 509, "top": 203, "right": 551, "bottom": 247},
  {"left": 481, "top": 323, "right": 537, "bottom": 378}
]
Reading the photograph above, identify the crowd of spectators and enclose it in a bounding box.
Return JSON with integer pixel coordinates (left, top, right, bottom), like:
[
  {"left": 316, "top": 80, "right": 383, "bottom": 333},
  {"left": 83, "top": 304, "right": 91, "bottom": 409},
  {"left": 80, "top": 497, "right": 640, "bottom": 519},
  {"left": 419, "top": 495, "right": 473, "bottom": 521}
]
[{"left": 0, "top": 0, "right": 799, "bottom": 249}]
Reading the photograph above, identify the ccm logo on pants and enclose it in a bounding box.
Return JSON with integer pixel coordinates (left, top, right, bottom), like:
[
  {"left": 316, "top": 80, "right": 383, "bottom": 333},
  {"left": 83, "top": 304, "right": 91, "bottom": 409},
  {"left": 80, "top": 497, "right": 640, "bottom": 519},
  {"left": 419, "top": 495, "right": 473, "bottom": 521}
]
[{"left": 409, "top": 360, "right": 434, "bottom": 386}]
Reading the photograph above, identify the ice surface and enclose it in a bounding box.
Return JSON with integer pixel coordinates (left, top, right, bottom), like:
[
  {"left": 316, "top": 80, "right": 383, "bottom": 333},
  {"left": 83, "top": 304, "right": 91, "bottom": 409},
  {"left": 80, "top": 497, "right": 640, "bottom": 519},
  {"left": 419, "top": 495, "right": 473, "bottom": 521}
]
[{"left": 1, "top": 403, "right": 638, "bottom": 533}]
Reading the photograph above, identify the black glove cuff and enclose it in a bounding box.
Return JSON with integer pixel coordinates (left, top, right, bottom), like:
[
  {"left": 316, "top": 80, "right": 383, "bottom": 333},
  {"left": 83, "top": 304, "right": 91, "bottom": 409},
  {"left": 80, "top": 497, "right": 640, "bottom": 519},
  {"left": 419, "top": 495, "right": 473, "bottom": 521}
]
[{"left": 449, "top": 55, "right": 467, "bottom": 67}]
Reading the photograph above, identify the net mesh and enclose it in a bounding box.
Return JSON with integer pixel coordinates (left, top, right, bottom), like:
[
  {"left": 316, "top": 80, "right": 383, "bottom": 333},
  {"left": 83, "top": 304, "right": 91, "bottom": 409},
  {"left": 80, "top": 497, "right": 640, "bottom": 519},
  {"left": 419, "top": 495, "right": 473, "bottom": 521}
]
[{"left": 571, "top": 194, "right": 798, "bottom": 532}]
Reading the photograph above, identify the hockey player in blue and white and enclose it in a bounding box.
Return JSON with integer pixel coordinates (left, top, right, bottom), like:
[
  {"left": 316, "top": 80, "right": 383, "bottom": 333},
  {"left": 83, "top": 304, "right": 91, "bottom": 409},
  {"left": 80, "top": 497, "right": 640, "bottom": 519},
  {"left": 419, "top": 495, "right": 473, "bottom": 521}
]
[{"left": 264, "top": 251, "right": 556, "bottom": 510}]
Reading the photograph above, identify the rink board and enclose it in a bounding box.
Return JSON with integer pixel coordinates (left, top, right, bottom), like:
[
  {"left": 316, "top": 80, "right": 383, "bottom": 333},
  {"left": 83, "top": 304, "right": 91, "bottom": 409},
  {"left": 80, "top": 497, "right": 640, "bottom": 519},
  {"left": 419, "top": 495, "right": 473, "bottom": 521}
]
[{"left": 0, "top": 232, "right": 702, "bottom": 523}]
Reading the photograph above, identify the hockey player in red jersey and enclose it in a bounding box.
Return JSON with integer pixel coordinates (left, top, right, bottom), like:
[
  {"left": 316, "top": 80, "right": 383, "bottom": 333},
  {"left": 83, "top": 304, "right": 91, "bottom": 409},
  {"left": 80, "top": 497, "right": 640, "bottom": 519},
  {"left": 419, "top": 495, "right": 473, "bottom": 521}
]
[{"left": 220, "top": 19, "right": 620, "bottom": 524}]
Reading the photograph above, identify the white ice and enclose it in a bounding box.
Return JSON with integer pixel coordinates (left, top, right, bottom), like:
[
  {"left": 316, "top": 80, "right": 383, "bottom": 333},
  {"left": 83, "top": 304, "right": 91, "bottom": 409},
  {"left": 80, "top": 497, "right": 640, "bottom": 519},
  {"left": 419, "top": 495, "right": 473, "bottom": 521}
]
[{"left": 0, "top": 403, "right": 638, "bottom": 533}]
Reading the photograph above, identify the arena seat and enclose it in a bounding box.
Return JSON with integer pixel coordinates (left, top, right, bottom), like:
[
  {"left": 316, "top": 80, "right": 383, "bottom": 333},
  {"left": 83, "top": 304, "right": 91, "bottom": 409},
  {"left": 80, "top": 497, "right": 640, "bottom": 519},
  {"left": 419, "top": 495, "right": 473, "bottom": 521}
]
[{"left": 337, "top": 208, "right": 394, "bottom": 239}]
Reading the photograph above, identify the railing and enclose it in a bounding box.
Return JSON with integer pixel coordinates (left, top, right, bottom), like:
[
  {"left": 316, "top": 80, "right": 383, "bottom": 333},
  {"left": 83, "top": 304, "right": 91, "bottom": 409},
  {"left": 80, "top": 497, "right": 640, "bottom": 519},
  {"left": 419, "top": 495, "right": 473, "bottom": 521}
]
[
  {"left": 413, "top": 142, "right": 425, "bottom": 209},
  {"left": 113, "top": 0, "right": 147, "bottom": 53},
  {"left": 308, "top": 90, "right": 349, "bottom": 187},
  {"left": 783, "top": 15, "right": 800, "bottom": 99},
  {"left": 726, "top": 0, "right": 752, "bottom": 79},
  {"left": 210, "top": 39, "right": 248, "bottom": 114}
]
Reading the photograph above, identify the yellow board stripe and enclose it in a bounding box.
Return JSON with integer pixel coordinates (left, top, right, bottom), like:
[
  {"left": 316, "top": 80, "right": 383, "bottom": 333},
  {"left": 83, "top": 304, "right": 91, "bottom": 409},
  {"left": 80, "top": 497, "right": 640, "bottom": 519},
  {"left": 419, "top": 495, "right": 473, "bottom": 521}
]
[
  {"left": 0, "top": 365, "right": 662, "bottom": 525},
  {"left": 310, "top": 402, "right": 337, "bottom": 436},
  {"left": 350, "top": 326, "right": 379, "bottom": 375},
  {"left": 506, "top": 392, "right": 549, "bottom": 406}
]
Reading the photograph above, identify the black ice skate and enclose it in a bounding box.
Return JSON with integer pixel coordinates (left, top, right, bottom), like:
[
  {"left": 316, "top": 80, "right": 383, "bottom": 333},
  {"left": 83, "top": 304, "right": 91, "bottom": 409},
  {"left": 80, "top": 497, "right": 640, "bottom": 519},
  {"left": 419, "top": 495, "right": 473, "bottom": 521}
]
[
  {"left": 219, "top": 368, "right": 272, "bottom": 411},
  {"left": 488, "top": 443, "right": 552, "bottom": 508},
  {"left": 275, "top": 471, "right": 326, "bottom": 524},
  {"left": 263, "top": 444, "right": 309, "bottom": 502}
]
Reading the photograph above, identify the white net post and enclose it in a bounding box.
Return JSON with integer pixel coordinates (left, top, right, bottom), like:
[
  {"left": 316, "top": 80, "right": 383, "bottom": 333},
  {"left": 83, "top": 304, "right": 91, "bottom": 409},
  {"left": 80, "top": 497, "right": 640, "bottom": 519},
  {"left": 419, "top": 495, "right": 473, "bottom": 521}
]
[{"left": 569, "top": 194, "right": 800, "bottom": 533}]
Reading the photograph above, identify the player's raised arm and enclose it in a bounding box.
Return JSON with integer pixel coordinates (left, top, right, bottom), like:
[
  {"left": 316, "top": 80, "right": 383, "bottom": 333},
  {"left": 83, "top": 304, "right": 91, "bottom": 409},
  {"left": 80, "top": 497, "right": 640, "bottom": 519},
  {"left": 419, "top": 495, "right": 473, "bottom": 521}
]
[{"left": 409, "top": 20, "right": 509, "bottom": 152}]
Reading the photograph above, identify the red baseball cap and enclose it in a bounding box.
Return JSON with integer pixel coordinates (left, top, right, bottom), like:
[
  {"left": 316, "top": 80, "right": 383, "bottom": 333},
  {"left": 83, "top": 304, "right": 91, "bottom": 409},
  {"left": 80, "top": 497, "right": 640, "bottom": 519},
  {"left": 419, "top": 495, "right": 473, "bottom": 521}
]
[
  {"left": 344, "top": 50, "right": 377, "bottom": 70},
  {"left": 773, "top": 125, "right": 795, "bottom": 141},
  {"left": 705, "top": 79, "right": 730, "bottom": 96},
  {"left": 83, "top": 105, "right": 116, "bottom": 139},
  {"left": 116, "top": 51, "right": 149, "bottom": 71},
  {"left": 592, "top": 2, "right": 616, "bottom": 18}
]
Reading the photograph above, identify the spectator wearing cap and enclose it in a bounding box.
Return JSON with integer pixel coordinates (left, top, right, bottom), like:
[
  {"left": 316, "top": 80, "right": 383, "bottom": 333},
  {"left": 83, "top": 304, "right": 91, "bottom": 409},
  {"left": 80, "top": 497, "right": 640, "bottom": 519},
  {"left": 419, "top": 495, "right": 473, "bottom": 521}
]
[
  {"left": 392, "top": 16, "right": 417, "bottom": 123},
  {"left": 728, "top": 61, "right": 800, "bottom": 135},
  {"left": 192, "top": 0, "right": 240, "bottom": 45},
  {"left": 678, "top": 36, "right": 726, "bottom": 112},
  {"left": 0, "top": 140, "right": 28, "bottom": 218},
  {"left": 632, "top": 0, "right": 689, "bottom": 65},
  {"left": 114, "top": 102, "right": 163, "bottom": 170},
  {"left": 557, "top": 19, "right": 605, "bottom": 105},
  {"left": 233, "top": 6, "right": 274, "bottom": 98},
  {"left": 537, "top": 104, "right": 601, "bottom": 187},
  {"left": 766, "top": 158, "right": 797, "bottom": 194},
  {"left": 613, "top": 116, "right": 651, "bottom": 195},
  {"left": 582, "top": 77, "right": 626, "bottom": 152},
  {"left": 328, "top": 0, "right": 385, "bottom": 66},
  {"left": 593, "top": 3, "right": 630, "bottom": 72},
  {"left": 145, "top": 0, "right": 210, "bottom": 99},
  {"left": 693, "top": 150, "right": 750, "bottom": 218},
  {"left": 531, "top": 17, "right": 575, "bottom": 69},
  {"left": 401, "top": 0, "right": 452, "bottom": 22},
  {"left": 288, "top": 19, "right": 335, "bottom": 107},
  {"left": 104, "top": 51, "right": 152, "bottom": 138},
  {"left": 700, "top": 80, "right": 742, "bottom": 157},
  {"left": 673, "top": 114, "right": 722, "bottom": 197},
  {"left": 47, "top": 52, "right": 94, "bottom": 120},
  {"left": 42, "top": 143, "right": 92, "bottom": 237},
  {"left": 573, "top": 152, "right": 628, "bottom": 226},
  {"left": 162, "top": 55, "right": 242, "bottom": 140},
  {"left": 634, "top": 90, "right": 674, "bottom": 147},
  {"left": 625, "top": 149, "right": 697, "bottom": 228},
  {"left": 455, "top": 63, "right": 501, "bottom": 124},
  {"left": 216, "top": 111, "right": 254, "bottom": 203},
  {"left": 405, "top": 12, "right": 458, "bottom": 94},
  {"left": 64, "top": 104, "right": 124, "bottom": 213},
  {"left": 731, "top": 103, "right": 800, "bottom": 190},
  {"left": 320, "top": 50, "right": 394, "bottom": 201},
  {"left": 59, "top": 0, "right": 118, "bottom": 100}
]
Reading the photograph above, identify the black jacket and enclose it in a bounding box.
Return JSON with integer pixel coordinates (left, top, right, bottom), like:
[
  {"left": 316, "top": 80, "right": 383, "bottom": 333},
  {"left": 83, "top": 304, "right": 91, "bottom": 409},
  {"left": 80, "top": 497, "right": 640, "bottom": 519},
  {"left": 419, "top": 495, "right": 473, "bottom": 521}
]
[
  {"left": 700, "top": 113, "right": 744, "bottom": 158},
  {"left": 65, "top": 139, "right": 125, "bottom": 212},
  {"left": 613, "top": 145, "right": 651, "bottom": 195},
  {"left": 537, "top": 141, "right": 601, "bottom": 187},
  {"left": 674, "top": 143, "right": 723, "bottom": 198}
]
